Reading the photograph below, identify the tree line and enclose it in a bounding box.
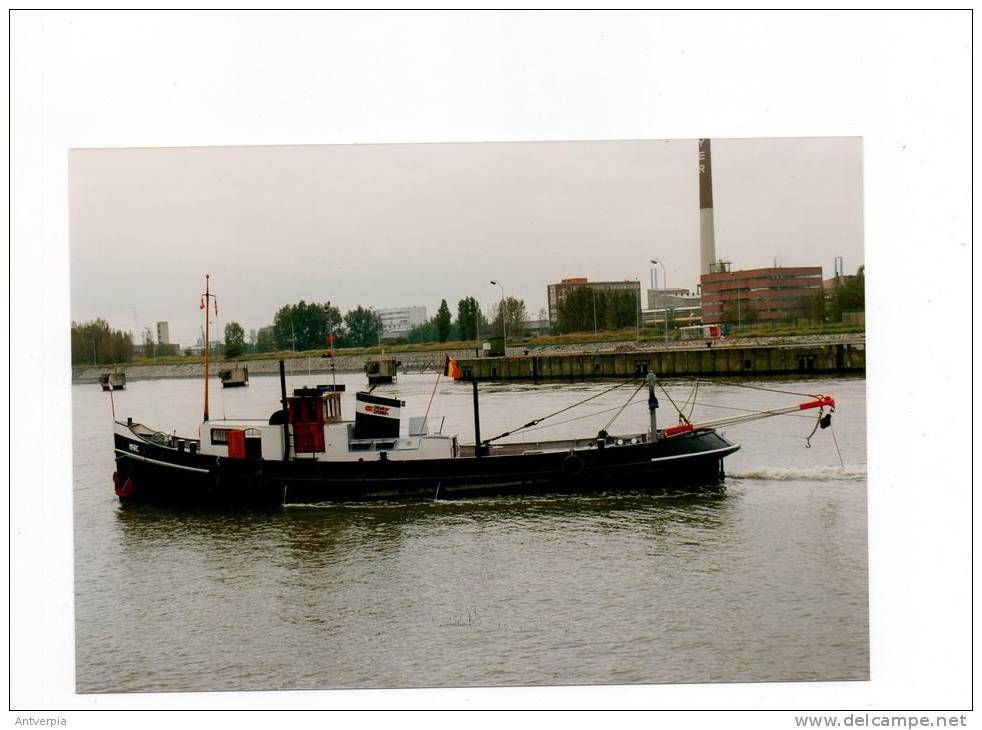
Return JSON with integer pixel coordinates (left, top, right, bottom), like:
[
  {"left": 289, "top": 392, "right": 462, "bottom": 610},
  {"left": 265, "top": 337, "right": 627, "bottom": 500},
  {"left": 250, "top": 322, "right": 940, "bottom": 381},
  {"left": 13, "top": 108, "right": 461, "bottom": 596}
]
[
  {"left": 71, "top": 293, "right": 535, "bottom": 365},
  {"left": 70, "top": 319, "right": 134, "bottom": 365},
  {"left": 555, "top": 287, "right": 639, "bottom": 333},
  {"left": 243, "top": 295, "right": 532, "bottom": 355}
]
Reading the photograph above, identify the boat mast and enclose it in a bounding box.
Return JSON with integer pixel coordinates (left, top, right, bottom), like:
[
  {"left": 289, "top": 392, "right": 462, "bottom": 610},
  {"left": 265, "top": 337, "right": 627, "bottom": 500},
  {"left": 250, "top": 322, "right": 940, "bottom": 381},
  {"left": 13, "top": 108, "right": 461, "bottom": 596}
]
[
  {"left": 646, "top": 371, "right": 659, "bottom": 440},
  {"left": 203, "top": 274, "right": 211, "bottom": 422}
]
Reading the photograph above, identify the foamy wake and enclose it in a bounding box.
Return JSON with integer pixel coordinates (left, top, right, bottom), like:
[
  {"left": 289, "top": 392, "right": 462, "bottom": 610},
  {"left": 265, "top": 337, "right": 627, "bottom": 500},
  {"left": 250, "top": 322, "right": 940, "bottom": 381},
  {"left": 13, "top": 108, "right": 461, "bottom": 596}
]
[{"left": 729, "top": 464, "right": 867, "bottom": 481}]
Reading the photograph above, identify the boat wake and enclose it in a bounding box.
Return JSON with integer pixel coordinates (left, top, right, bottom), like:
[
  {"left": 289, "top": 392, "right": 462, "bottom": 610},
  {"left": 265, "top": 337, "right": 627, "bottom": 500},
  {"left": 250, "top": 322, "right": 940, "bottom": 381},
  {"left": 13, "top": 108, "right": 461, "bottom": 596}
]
[{"left": 728, "top": 464, "right": 867, "bottom": 482}]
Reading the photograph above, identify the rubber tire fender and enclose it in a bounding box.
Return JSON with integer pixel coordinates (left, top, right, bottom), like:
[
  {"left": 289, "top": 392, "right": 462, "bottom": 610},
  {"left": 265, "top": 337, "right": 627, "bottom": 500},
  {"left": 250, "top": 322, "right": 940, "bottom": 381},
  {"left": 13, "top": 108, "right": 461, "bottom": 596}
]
[{"left": 561, "top": 452, "right": 585, "bottom": 478}]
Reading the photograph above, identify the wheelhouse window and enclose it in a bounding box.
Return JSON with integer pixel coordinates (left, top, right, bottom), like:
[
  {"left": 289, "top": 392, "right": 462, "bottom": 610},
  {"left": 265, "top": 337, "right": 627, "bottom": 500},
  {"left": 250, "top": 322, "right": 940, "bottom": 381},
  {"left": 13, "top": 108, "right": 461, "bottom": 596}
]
[{"left": 210, "top": 428, "right": 231, "bottom": 445}]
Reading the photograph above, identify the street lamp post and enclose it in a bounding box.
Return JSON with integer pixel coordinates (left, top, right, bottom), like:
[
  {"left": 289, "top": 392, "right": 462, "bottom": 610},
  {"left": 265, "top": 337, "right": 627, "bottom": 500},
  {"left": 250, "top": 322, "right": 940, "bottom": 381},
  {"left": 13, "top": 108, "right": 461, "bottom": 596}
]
[
  {"left": 651, "top": 258, "right": 669, "bottom": 342},
  {"left": 490, "top": 280, "right": 506, "bottom": 352}
]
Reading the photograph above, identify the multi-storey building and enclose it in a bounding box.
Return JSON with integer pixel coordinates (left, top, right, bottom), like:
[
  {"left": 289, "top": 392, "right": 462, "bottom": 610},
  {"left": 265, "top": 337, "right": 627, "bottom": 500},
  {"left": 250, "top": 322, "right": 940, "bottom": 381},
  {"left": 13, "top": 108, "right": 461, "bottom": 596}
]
[
  {"left": 700, "top": 265, "right": 823, "bottom": 325},
  {"left": 377, "top": 306, "right": 428, "bottom": 339},
  {"left": 156, "top": 321, "right": 170, "bottom": 345}
]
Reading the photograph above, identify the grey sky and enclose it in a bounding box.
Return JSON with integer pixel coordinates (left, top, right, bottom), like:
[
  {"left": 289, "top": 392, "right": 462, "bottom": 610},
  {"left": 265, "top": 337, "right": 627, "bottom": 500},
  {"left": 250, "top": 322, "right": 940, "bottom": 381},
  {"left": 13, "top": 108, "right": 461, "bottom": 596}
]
[{"left": 69, "top": 137, "right": 863, "bottom": 347}]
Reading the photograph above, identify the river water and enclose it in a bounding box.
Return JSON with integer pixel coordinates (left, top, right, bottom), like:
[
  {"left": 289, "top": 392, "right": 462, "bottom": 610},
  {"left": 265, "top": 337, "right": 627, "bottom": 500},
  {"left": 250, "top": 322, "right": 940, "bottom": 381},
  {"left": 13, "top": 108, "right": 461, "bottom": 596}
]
[{"left": 73, "top": 371, "right": 868, "bottom": 692}]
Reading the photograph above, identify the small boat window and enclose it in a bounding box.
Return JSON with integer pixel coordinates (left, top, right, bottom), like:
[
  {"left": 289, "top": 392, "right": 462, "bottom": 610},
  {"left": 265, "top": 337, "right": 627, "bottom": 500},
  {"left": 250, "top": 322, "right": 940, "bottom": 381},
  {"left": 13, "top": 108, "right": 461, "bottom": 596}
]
[{"left": 211, "top": 428, "right": 230, "bottom": 445}]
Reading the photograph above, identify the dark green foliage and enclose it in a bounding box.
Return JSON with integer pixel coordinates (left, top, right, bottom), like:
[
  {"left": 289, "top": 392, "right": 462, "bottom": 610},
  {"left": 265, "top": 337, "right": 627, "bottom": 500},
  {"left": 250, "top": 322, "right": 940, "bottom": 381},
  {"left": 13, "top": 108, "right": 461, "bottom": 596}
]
[
  {"left": 557, "top": 287, "right": 594, "bottom": 333},
  {"left": 407, "top": 318, "right": 439, "bottom": 344},
  {"left": 456, "top": 297, "right": 484, "bottom": 342},
  {"left": 343, "top": 306, "right": 382, "bottom": 348},
  {"left": 141, "top": 329, "right": 156, "bottom": 359},
  {"left": 224, "top": 321, "right": 246, "bottom": 359},
  {"left": 435, "top": 299, "right": 452, "bottom": 343},
  {"left": 255, "top": 326, "right": 276, "bottom": 353},
  {"left": 71, "top": 319, "right": 134, "bottom": 365},
  {"left": 272, "top": 301, "right": 343, "bottom": 351},
  {"left": 556, "top": 287, "right": 638, "bottom": 333},
  {"left": 829, "top": 266, "right": 865, "bottom": 321},
  {"left": 457, "top": 297, "right": 484, "bottom": 340},
  {"left": 491, "top": 296, "right": 528, "bottom": 337}
]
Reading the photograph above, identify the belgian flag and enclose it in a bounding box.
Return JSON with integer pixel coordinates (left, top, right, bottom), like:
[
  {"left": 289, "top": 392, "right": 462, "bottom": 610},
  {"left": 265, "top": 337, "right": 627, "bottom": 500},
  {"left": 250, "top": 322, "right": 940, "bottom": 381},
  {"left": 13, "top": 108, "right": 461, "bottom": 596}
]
[{"left": 443, "top": 354, "right": 462, "bottom": 380}]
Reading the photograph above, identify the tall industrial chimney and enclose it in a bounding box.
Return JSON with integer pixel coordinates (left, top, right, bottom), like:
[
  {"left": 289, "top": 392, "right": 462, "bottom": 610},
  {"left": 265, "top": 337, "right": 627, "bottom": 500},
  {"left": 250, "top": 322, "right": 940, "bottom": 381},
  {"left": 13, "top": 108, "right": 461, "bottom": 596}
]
[{"left": 698, "top": 138, "right": 717, "bottom": 275}]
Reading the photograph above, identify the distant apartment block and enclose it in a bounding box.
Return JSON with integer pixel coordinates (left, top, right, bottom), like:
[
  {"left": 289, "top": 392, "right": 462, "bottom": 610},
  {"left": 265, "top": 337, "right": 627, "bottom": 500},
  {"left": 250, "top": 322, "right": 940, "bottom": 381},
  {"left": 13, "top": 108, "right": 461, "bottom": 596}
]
[
  {"left": 700, "top": 265, "right": 823, "bottom": 325},
  {"left": 546, "top": 277, "right": 641, "bottom": 325},
  {"left": 378, "top": 306, "right": 428, "bottom": 338},
  {"left": 156, "top": 321, "right": 170, "bottom": 345}
]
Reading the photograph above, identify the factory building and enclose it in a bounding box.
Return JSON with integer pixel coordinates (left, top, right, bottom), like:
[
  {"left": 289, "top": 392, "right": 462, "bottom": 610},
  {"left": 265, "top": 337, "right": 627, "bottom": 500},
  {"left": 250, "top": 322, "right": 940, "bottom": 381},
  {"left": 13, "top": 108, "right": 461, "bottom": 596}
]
[
  {"left": 699, "top": 263, "right": 823, "bottom": 325},
  {"left": 377, "top": 306, "right": 428, "bottom": 339}
]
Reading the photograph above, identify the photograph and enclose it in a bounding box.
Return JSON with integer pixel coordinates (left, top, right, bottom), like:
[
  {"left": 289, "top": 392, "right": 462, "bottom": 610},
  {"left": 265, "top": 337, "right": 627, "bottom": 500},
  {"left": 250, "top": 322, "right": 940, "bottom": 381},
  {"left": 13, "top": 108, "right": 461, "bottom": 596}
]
[
  {"left": 69, "top": 136, "right": 868, "bottom": 692},
  {"left": 10, "top": 10, "right": 971, "bottom": 722}
]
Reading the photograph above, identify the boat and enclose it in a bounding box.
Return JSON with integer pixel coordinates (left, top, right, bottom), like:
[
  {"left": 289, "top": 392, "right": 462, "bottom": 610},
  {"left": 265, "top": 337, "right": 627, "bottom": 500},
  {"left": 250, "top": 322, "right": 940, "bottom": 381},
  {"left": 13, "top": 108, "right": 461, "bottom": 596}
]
[
  {"left": 109, "top": 278, "right": 836, "bottom": 508},
  {"left": 365, "top": 356, "right": 400, "bottom": 385},
  {"left": 219, "top": 363, "right": 249, "bottom": 388},
  {"left": 100, "top": 371, "right": 126, "bottom": 391}
]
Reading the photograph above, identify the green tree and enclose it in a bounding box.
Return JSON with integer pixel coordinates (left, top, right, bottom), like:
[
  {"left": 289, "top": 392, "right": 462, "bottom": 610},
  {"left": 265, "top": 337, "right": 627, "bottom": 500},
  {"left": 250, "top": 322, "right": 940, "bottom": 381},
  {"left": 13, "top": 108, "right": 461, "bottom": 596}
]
[
  {"left": 456, "top": 297, "right": 484, "bottom": 342},
  {"left": 142, "top": 328, "right": 155, "bottom": 359},
  {"left": 272, "top": 301, "right": 343, "bottom": 351},
  {"left": 830, "top": 266, "right": 865, "bottom": 321},
  {"left": 435, "top": 299, "right": 452, "bottom": 343},
  {"left": 70, "top": 319, "right": 134, "bottom": 365},
  {"left": 609, "top": 289, "right": 640, "bottom": 328},
  {"left": 492, "top": 296, "right": 528, "bottom": 338},
  {"left": 556, "top": 287, "right": 594, "bottom": 333},
  {"left": 407, "top": 318, "right": 439, "bottom": 344},
  {"left": 255, "top": 326, "right": 276, "bottom": 353},
  {"left": 224, "top": 321, "right": 246, "bottom": 358},
  {"left": 344, "top": 306, "right": 382, "bottom": 348}
]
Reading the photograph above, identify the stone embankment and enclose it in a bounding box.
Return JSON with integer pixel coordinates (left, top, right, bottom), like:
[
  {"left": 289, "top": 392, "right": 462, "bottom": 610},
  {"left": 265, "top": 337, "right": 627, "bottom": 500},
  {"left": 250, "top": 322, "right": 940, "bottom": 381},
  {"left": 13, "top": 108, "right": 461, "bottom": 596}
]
[
  {"left": 71, "top": 349, "right": 476, "bottom": 383},
  {"left": 458, "top": 333, "right": 865, "bottom": 381},
  {"left": 71, "top": 334, "right": 864, "bottom": 383}
]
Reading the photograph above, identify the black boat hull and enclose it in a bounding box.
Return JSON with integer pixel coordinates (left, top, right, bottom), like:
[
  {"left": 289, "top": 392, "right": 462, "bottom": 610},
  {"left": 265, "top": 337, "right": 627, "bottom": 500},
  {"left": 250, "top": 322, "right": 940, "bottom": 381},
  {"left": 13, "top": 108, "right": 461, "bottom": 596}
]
[{"left": 112, "top": 429, "right": 738, "bottom": 508}]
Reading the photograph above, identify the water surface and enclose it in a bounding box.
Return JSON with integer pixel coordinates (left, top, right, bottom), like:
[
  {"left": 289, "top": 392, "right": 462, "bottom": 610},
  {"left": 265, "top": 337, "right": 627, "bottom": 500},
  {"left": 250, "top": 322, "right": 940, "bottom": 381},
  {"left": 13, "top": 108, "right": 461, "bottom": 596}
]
[{"left": 73, "top": 371, "right": 868, "bottom": 692}]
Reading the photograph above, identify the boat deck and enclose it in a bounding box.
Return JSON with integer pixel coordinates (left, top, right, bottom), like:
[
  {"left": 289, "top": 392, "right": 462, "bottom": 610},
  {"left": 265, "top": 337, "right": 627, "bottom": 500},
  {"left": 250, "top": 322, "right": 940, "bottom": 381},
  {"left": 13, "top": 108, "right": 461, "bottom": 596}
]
[{"left": 458, "top": 432, "right": 649, "bottom": 457}]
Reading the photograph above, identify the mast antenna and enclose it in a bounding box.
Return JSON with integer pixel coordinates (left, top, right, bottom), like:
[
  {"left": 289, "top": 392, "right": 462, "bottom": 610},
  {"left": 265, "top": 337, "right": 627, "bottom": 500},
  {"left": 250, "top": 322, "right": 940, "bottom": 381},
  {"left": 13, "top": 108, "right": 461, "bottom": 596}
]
[{"left": 202, "top": 274, "right": 213, "bottom": 421}]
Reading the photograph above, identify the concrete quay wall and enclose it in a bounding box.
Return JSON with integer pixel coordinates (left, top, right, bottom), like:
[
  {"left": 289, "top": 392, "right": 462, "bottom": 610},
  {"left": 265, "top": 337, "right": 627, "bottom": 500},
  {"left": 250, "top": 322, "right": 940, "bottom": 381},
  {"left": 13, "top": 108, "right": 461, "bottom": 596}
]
[
  {"left": 457, "top": 342, "right": 865, "bottom": 382},
  {"left": 71, "top": 350, "right": 473, "bottom": 384}
]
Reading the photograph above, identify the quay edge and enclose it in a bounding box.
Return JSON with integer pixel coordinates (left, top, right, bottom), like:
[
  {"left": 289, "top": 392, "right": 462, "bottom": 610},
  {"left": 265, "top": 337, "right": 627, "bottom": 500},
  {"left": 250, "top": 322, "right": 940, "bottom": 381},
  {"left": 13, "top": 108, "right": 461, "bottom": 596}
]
[{"left": 456, "top": 342, "right": 865, "bottom": 382}]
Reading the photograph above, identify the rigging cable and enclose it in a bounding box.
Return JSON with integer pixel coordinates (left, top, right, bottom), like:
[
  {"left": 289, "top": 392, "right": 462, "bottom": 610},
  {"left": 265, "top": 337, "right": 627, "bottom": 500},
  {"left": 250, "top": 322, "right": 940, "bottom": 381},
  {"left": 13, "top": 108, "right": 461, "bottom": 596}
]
[
  {"left": 829, "top": 424, "right": 846, "bottom": 468},
  {"left": 683, "top": 379, "right": 700, "bottom": 421},
  {"left": 686, "top": 400, "right": 816, "bottom": 419},
  {"left": 422, "top": 356, "right": 443, "bottom": 426},
  {"left": 515, "top": 395, "right": 647, "bottom": 436},
  {"left": 682, "top": 377, "right": 817, "bottom": 399},
  {"left": 804, "top": 411, "right": 823, "bottom": 448},
  {"left": 480, "top": 379, "right": 635, "bottom": 445},
  {"left": 658, "top": 383, "right": 691, "bottom": 425},
  {"left": 600, "top": 381, "right": 647, "bottom": 433}
]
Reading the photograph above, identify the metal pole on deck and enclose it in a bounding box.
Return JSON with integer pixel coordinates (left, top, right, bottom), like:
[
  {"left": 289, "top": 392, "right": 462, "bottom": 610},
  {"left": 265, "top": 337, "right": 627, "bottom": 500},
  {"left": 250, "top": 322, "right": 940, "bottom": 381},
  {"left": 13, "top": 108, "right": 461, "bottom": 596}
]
[
  {"left": 646, "top": 371, "right": 659, "bottom": 440},
  {"left": 472, "top": 380, "right": 483, "bottom": 457},
  {"left": 279, "top": 360, "right": 290, "bottom": 460}
]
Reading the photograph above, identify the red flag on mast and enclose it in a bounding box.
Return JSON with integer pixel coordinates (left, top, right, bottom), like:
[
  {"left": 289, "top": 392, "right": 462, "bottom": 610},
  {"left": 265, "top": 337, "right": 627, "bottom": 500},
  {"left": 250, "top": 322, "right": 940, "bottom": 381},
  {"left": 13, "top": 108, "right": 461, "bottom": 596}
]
[{"left": 199, "top": 297, "right": 205, "bottom": 310}]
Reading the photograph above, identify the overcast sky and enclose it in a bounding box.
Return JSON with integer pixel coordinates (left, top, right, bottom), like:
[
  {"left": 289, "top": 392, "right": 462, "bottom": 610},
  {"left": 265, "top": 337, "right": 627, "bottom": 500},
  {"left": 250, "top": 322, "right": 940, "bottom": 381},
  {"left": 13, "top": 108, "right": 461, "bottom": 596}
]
[{"left": 69, "top": 136, "right": 863, "bottom": 346}]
